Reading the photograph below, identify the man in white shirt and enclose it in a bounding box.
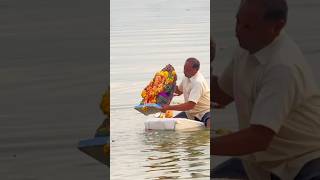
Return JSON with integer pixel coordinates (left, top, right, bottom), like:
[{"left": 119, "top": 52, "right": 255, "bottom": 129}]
[
  {"left": 211, "top": 0, "right": 320, "bottom": 180},
  {"left": 161, "top": 58, "right": 211, "bottom": 127}
]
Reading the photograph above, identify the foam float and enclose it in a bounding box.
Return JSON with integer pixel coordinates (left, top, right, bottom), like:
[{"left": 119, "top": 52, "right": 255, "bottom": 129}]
[{"left": 145, "top": 117, "right": 204, "bottom": 131}]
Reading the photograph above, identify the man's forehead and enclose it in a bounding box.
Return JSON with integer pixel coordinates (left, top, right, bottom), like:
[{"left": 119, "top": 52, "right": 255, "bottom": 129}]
[{"left": 185, "top": 61, "right": 192, "bottom": 66}]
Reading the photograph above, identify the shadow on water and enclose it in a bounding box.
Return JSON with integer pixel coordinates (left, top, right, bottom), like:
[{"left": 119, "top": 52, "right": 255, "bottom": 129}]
[{"left": 141, "top": 129, "right": 210, "bottom": 179}]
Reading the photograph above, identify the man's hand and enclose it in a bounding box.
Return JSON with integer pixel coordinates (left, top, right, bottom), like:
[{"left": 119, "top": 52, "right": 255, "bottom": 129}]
[
  {"left": 160, "top": 101, "right": 196, "bottom": 112},
  {"left": 174, "top": 86, "right": 183, "bottom": 96},
  {"left": 160, "top": 104, "right": 170, "bottom": 113},
  {"left": 211, "top": 75, "right": 234, "bottom": 106}
]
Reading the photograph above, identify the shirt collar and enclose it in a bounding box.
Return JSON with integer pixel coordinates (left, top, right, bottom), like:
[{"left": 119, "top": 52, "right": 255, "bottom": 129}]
[
  {"left": 189, "top": 71, "right": 199, "bottom": 82},
  {"left": 253, "top": 31, "right": 286, "bottom": 65}
]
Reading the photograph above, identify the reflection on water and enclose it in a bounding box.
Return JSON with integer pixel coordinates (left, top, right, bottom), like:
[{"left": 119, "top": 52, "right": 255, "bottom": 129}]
[
  {"left": 142, "top": 130, "right": 210, "bottom": 179},
  {"left": 110, "top": 108, "right": 210, "bottom": 179}
]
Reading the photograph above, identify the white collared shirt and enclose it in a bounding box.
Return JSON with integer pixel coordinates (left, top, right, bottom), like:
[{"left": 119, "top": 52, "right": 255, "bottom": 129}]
[
  {"left": 178, "top": 72, "right": 210, "bottom": 120},
  {"left": 219, "top": 31, "right": 320, "bottom": 180}
]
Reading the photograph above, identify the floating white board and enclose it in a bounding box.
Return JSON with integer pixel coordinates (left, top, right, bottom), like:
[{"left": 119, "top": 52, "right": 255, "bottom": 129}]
[{"left": 145, "top": 118, "right": 204, "bottom": 131}]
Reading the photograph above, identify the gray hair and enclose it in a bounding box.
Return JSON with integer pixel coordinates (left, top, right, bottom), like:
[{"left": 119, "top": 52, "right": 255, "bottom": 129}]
[{"left": 186, "top": 57, "right": 200, "bottom": 70}]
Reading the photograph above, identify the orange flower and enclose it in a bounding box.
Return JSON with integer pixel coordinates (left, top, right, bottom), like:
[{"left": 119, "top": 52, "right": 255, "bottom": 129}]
[{"left": 165, "top": 110, "right": 173, "bottom": 118}]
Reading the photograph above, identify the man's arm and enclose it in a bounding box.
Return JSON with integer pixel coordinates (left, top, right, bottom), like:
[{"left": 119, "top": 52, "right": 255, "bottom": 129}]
[
  {"left": 211, "top": 75, "right": 234, "bottom": 106},
  {"left": 174, "top": 85, "right": 183, "bottom": 96},
  {"left": 161, "top": 101, "right": 195, "bottom": 112},
  {"left": 211, "top": 125, "right": 275, "bottom": 156}
]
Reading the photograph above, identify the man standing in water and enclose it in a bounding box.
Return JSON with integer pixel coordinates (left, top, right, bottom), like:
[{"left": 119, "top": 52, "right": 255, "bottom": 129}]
[
  {"left": 211, "top": 0, "right": 320, "bottom": 179},
  {"left": 161, "top": 58, "right": 211, "bottom": 128}
]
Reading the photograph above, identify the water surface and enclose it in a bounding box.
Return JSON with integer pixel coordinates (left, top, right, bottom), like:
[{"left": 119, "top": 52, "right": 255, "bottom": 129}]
[{"left": 110, "top": 0, "right": 210, "bottom": 179}]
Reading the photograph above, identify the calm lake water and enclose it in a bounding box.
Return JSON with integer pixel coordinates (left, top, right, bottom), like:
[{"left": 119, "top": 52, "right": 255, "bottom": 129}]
[
  {"left": 0, "top": 0, "right": 107, "bottom": 179},
  {"left": 110, "top": 0, "right": 210, "bottom": 179}
]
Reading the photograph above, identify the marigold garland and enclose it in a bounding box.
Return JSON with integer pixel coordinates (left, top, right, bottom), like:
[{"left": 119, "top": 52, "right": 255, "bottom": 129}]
[{"left": 140, "top": 64, "right": 177, "bottom": 105}]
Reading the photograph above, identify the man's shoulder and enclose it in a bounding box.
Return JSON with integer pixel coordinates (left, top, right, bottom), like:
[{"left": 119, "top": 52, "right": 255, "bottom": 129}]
[
  {"left": 181, "top": 76, "right": 188, "bottom": 83},
  {"left": 261, "top": 32, "right": 306, "bottom": 69},
  {"left": 180, "top": 76, "right": 190, "bottom": 88},
  {"left": 192, "top": 72, "right": 205, "bottom": 81},
  {"left": 275, "top": 32, "right": 304, "bottom": 62},
  {"left": 231, "top": 46, "right": 250, "bottom": 63},
  {"left": 191, "top": 73, "right": 208, "bottom": 86}
]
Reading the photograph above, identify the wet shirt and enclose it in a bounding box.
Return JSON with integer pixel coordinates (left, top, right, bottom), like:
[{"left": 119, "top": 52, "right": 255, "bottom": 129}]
[
  {"left": 178, "top": 72, "right": 210, "bottom": 120},
  {"left": 218, "top": 31, "right": 320, "bottom": 180}
]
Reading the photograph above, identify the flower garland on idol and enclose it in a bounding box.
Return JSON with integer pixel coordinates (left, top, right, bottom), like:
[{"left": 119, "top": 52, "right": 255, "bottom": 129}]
[{"left": 140, "top": 64, "right": 177, "bottom": 116}]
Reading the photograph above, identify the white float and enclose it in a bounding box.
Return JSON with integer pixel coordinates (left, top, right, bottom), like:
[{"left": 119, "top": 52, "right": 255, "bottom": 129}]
[{"left": 145, "top": 118, "right": 204, "bottom": 131}]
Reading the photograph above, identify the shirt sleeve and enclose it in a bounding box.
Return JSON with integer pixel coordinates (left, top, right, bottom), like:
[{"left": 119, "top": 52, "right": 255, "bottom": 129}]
[
  {"left": 250, "top": 65, "right": 299, "bottom": 133},
  {"left": 218, "top": 59, "right": 234, "bottom": 97},
  {"left": 188, "top": 81, "right": 203, "bottom": 104},
  {"left": 178, "top": 80, "right": 183, "bottom": 92}
]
